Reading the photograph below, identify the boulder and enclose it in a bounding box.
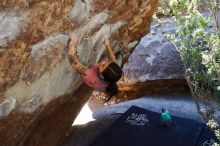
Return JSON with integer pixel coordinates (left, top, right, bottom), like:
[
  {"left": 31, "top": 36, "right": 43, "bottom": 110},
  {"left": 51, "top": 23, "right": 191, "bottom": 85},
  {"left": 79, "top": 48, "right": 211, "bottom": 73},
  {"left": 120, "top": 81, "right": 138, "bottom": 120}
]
[
  {"left": 122, "top": 18, "right": 185, "bottom": 83},
  {"left": 0, "top": 0, "right": 158, "bottom": 145},
  {"left": 123, "top": 19, "right": 184, "bottom": 83},
  {"left": 116, "top": 18, "right": 187, "bottom": 100}
]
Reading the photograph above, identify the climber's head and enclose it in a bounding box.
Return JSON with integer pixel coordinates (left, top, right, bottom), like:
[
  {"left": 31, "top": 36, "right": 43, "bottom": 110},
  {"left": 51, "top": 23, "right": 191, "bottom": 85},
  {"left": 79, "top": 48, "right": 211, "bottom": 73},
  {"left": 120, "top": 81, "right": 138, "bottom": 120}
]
[
  {"left": 99, "top": 60, "right": 109, "bottom": 73},
  {"left": 99, "top": 61, "right": 122, "bottom": 83}
]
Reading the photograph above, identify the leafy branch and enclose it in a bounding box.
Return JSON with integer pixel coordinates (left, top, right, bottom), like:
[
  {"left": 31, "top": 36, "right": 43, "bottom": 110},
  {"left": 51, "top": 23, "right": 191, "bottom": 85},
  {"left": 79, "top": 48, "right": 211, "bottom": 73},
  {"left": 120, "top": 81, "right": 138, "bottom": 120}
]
[{"left": 156, "top": 0, "right": 220, "bottom": 143}]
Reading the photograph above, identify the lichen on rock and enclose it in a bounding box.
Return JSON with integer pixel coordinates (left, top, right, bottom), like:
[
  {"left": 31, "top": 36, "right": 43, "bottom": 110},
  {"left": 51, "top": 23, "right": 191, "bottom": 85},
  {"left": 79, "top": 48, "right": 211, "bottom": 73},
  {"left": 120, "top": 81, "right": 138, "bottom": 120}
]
[{"left": 0, "top": 11, "right": 27, "bottom": 48}]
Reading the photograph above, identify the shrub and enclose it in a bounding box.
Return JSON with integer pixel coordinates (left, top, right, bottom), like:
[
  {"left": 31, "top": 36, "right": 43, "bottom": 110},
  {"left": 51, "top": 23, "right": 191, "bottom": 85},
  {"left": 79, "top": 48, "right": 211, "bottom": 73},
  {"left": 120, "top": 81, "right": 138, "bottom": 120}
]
[{"left": 155, "top": 0, "right": 220, "bottom": 144}]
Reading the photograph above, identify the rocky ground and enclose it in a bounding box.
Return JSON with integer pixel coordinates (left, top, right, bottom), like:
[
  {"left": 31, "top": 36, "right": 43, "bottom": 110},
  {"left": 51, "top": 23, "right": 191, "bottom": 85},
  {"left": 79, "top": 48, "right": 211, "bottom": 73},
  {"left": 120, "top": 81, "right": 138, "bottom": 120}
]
[{"left": 61, "top": 90, "right": 220, "bottom": 146}]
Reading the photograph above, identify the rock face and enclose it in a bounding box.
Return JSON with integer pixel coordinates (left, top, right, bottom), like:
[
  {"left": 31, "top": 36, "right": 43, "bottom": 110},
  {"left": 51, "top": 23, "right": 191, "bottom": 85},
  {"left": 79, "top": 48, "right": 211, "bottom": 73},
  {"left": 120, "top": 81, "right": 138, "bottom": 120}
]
[
  {"left": 116, "top": 18, "right": 187, "bottom": 101},
  {"left": 122, "top": 18, "right": 185, "bottom": 83},
  {"left": 0, "top": 0, "right": 158, "bottom": 146}
]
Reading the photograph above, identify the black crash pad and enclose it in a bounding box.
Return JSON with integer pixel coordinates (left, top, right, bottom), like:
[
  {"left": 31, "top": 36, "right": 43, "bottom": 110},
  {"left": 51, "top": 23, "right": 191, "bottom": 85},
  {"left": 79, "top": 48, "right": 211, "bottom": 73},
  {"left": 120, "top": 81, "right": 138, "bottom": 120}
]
[{"left": 90, "top": 106, "right": 218, "bottom": 146}]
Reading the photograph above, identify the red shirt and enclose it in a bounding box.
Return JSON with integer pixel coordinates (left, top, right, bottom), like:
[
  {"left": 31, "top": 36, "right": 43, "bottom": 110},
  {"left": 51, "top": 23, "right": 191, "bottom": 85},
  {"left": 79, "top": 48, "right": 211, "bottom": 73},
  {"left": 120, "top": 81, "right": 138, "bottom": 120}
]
[{"left": 82, "top": 64, "right": 108, "bottom": 90}]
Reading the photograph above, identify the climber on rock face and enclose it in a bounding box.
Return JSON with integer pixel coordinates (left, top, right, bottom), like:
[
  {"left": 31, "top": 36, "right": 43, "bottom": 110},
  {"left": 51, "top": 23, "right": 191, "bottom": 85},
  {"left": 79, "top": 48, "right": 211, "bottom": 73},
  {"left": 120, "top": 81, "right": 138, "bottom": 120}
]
[{"left": 67, "top": 32, "right": 123, "bottom": 100}]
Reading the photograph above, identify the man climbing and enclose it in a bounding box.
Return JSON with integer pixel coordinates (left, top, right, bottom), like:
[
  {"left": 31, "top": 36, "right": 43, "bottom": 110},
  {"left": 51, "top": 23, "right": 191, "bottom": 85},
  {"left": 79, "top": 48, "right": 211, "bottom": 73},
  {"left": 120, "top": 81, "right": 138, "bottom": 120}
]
[{"left": 67, "top": 32, "right": 123, "bottom": 100}]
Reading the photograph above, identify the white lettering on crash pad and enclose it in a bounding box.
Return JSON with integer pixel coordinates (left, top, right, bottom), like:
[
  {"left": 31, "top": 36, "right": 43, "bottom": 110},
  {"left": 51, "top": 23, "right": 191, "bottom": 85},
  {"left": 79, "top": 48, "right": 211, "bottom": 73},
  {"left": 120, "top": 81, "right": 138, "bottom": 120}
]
[{"left": 126, "top": 113, "right": 149, "bottom": 126}]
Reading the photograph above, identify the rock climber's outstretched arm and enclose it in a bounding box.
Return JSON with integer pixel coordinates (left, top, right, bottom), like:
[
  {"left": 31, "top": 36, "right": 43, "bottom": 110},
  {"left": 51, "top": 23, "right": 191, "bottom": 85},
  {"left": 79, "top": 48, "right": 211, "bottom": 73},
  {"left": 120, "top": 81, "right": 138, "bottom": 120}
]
[
  {"left": 104, "top": 37, "right": 116, "bottom": 62},
  {"left": 68, "top": 33, "right": 87, "bottom": 75},
  {"left": 68, "top": 33, "right": 80, "bottom": 65}
]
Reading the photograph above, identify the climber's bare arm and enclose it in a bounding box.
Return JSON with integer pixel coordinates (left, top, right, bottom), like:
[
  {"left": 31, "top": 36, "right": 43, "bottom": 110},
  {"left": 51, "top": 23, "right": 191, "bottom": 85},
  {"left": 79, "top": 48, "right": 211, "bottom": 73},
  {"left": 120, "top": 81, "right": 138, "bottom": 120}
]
[
  {"left": 68, "top": 53, "right": 79, "bottom": 65},
  {"left": 68, "top": 33, "right": 87, "bottom": 75},
  {"left": 104, "top": 38, "right": 116, "bottom": 62},
  {"left": 68, "top": 33, "right": 79, "bottom": 65}
]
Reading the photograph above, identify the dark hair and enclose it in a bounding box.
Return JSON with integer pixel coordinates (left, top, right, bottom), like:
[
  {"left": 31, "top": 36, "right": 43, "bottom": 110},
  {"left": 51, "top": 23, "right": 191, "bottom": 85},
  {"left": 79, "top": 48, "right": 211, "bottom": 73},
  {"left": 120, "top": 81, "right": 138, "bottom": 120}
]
[
  {"left": 106, "top": 83, "right": 118, "bottom": 97},
  {"left": 102, "top": 62, "right": 122, "bottom": 83}
]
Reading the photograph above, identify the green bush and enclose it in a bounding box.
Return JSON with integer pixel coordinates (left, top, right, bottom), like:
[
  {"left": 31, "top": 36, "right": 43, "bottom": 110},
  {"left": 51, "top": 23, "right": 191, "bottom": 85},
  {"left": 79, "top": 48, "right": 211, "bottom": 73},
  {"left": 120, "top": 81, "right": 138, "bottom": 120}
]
[
  {"left": 169, "top": 0, "right": 220, "bottom": 100},
  {"left": 155, "top": 0, "right": 220, "bottom": 143},
  {"left": 157, "top": 0, "right": 220, "bottom": 107}
]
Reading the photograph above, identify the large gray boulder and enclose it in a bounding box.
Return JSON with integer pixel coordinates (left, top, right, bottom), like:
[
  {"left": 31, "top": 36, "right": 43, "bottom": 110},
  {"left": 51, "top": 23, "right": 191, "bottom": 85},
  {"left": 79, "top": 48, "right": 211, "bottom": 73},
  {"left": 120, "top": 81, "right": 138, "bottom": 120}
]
[{"left": 122, "top": 19, "right": 185, "bottom": 84}]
